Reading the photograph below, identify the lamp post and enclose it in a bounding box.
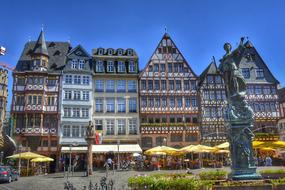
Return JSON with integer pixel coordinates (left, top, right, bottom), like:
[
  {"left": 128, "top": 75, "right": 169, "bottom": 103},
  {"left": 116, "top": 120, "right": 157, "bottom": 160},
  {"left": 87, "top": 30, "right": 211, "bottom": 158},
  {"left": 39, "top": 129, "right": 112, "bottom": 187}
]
[
  {"left": 18, "top": 144, "right": 22, "bottom": 176},
  {"left": 117, "top": 140, "right": 120, "bottom": 171},
  {"left": 0, "top": 151, "right": 3, "bottom": 165}
]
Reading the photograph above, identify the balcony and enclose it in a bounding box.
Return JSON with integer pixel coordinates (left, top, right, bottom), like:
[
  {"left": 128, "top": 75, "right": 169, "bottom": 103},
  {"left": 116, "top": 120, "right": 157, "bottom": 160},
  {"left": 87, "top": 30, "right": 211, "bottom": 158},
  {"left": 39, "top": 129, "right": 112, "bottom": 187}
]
[
  {"left": 25, "top": 84, "right": 44, "bottom": 91},
  {"left": 14, "top": 127, "right": 57, "bottom": 136}
]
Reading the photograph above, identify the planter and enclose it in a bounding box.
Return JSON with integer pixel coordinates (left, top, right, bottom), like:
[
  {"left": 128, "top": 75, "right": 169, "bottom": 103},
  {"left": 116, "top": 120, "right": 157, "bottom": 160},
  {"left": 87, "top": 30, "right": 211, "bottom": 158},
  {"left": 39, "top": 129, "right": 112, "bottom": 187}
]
[
  {"left": 261, "top": 173, "right": 285, "bottom": 179},
  {"left": 213, "top": 184, "right": 272, "bottom": 190}
]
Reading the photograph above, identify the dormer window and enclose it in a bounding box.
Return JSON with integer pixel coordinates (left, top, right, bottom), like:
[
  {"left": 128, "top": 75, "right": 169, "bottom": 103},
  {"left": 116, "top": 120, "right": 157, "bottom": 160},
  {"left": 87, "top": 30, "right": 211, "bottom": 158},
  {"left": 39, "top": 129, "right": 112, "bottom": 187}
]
[
  {"left": 118, "top": 49, "right": 123, "bottom": 55},
  {"left": 127, "top": 49, "right": 133, "bottom": 56},
  {"left": 96, "top": 61, "right": 104, "bottom": 72},
  {"left": 118, "top": 61, "right": 125, "bottom": 73},
  {"left": 71, "top": 59, "right": 78, "bottom": 69},
  {"left": 98, "top": 49, "right": 104, "bottom": 55},
  {"left": 129, "top": 61, "right": 136, "bottom": 73},
  {"left": 107, "top": 61, "right": 114, "bottom": 72},
  {"left": 79, "top": 60, "right": 85, "bottom": 69},
  {"left": 108, "top": 49, "right": 113, "bottom": 55},
  {"left": 35, "top": 59, "right": 41, "bottom": 67}
]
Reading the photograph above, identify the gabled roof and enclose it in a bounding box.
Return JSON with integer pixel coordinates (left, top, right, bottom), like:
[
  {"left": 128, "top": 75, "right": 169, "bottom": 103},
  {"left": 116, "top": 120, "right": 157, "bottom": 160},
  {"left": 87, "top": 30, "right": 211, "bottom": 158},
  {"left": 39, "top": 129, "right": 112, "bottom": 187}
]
[
  {"left": 32, "top": 30, "right": 49, "bottom": 57},
  {"left": 67, "top": 44, "right": 91, "bottom": 58},
  {"left": 199, "top": 59, "right": 219, "bottom": 85},
  {"left": 139, "top": 33, "right": 197, "bottom": 78}
]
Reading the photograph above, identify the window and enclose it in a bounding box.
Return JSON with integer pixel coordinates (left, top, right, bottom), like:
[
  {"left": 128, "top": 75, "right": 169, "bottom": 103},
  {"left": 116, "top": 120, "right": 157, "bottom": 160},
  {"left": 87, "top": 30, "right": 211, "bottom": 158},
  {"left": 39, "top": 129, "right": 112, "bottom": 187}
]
[
  {"left": 118, "top": 61, "right": 125, "bottom": 72},
  {"left": 154, "top": 64, "right": 159, "bottom": 72},
  {"left": 37, "top": 96, "right": 42, "bottom": 105},
  {"left": 210, "top": 91, "right": 215, "bottom": 100},
  {"left": 148, "top": 97, "right": 154, "bottom": 107},
  {"left": 247, "top": 85, "right": 254, "bottom": 95},
  {"left": 178, "top": 63, "right": 183, "bottom": 72},
  {"left": 96, "top": 61, "right": 104, "bottom": 72},
  {"left": 47, "top": 79, "right": 56, "bottom": 86},
  {"left": 141, "top": 137, "right": 152, "bottom": 148},
  {"left": 174, "top": 64, "right": 179, "bottom": 72},
  {"left": 129, "top": 98, "right": 137, "bottom": 112},
  {"left": 64, "top": 107, "right": 72, "bottom": 117},
  {"left": 117, "top": 98, "right": 126, "bottom": 113},
  {"left": 141, "top": 80, "right": 146, "bottom": 90},
  {"left": 107, "top": 61, "right": 114, "bottom": 72},
  {"left": 169, "top": 80, "right": 174, "bottom": 90},
  {"left": 106, "top": 120, "right": 115, "bottom": 135},
  {"left": 242, "top": 68, "right": 250, "bottom": 79},
  {"left": 204, "top": 108, "right": 210, "bottom": 117},
  {"left": 17, "top": 78, "right": 25, "bottom": 85},
  {"left": 16, "top": 96, "right": 24, "bottom": 106},
  {"left": 270, "top": 102, "right": 276, "bottom": 112},
  {"left": 127, "top": 49, "right": 133, "bottom": 55},
  {"left": 154, "top": 80, "right": 160, "bottom": 90},
  {"left": 271, "top": 86, "right": 276, "bottom": 94},
  {"left": 148, "top": 80, "right": 153, "bottom": 90},
  {"left": 155, "top": 97, "right": 160, "bottom": 108},
  {"left": 168, "top": 63, "right": 173, "bottom": 72},
  {"left": 95, "top": 80, "right": 104, "bottom": 92},
  {"left": 47, "top": 96, "right": 55, "bottom": 105},
  {"left": 73, "top": 108, "right": 80, "bottom": 117},
  {"left": 161, "top": 80, "right": 166, "bottom": 90},
  {"left": 81, "top": 126, "right": 86, "bottom": 137},
  {"left": 79, "top": 60, "right": 85, "bottom": 69},
  {"left": 95, "top": 120, "right": 103, "bottom": 130},
  {"left": 63, "top": 125, "right": 70, "bottom": 137},
  {"left": 74, "top": 91, "right": 81, "bottom": 100},
  {"left": 149, "top": 65, "right": 153, "bottom": 72},
  {"left": 129, "top": 61, "right": 136, "bottom": 72},
  {"left": 98, "top": 49, "right": 104, "bottom": 55},
  {"left": 82, "top": 91, "right": 89, "bottom": 101},
  {"left": 142, "top": 97, "right": 147, "bottom": 107},
  {"left": 82, "top": 108, "right": 89, "bottom": 118},
  {"left": 255, "top": 86, "right": 262, "bottom": 94},
  {"left": 177, "top": 97, "right": 182, "bottom": 107},
  {"left": 263, "top": 86, "right": 271, "bottom": 94},
  {"left": 171, "top": 134, "right": 183, "bottom": 142},
  {"left": 256, "top": 68, "right": 264, "bottom": 78},
  {"left": 117, "top": 49, "right": 123, "bottom": 55},
  {"left": 95, "top": 98, "right": 103, "bottom": 112},
  {"left": 118, "top": 119, "right": 126, "bottom": 135},
  {"left": 184, "top": 80, "right": 190, "bottom": 91},
  {"left": 108, "top": 49, "right": 113, "bottom": 55},
  {"left": 162, "top": 97, "right": 167, "bottom": 107},
  {"left": 215, "top": 76, "right": 222, "bottom": 83},
  {"left": 207, "top": 76, "right": 214, "bottom": 83},
  {"left": 190, "top": 81, "right": 197, "bottom": 90},
  {"left": 191, "top": 97, "right": 197, "bottom": 107},
  {"left": 176, "top": 80, "right": 181, "bottom": 91},
  {"left": 64, "top": 90, "right": 72, "bottom": 100},
  {"left": 117, "top": 80, "right": 126, "bottom": 92},
  {"left": 216, "top": 90, "right": 222, "bottom": 100},
  {"left": 74, "top": 75, "right": 81, "bottom": 84},
  {"left": 160, "top": 64, "right": 165, "bottom": 72},
  {"left": 83, "top": 76, "right": 90, "bottom": 85},
  {"left": 33, "top": 96, "right": 37, "bottom": 105},
  {"left": 72, "top": 126, "right": 80, "bottom": 137},
  {"left": 185, "top": 134, "right": 198, "bottom": 142},
  {"left": 129, "top": 119, "right": 137, "bottom": 135},
  {"left": 128, "top": 80, "right": 136, "bottom": 92},
  {"left": 71, "top": 59, "right": 77, "bottom": 69},
  {"left": 170, "top": 97, "right": 175, "bottom": 107},
  {"left": 42, "top": 140, "right": 48, "bottom": 147},
  {"left": 106, "top": 80, "right": 115, "bottom": 92},
  {"left": 106, "top": 98, "right": 115, "bottom": 112},
  {"left": 185, "top": 97, "right": 190, "bottom": 107}
]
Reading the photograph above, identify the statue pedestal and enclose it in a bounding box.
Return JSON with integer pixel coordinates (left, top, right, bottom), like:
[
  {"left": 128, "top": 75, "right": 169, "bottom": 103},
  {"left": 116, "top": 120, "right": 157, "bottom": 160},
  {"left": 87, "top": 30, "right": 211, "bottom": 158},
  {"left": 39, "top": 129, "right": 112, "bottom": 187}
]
[
  {"left": 228, "top": 124, "right": 262, "bottom": 180},
  {"left": 85, "top": 137, "right": 95, "bottom": 176}
]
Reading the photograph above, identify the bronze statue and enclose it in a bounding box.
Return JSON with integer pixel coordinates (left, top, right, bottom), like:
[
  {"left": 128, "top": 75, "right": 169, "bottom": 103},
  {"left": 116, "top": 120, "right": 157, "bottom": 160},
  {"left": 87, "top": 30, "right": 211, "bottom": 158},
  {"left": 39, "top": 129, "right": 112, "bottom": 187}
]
[{"left": 219, "top": 39, "right": 261, "bottom": 180}]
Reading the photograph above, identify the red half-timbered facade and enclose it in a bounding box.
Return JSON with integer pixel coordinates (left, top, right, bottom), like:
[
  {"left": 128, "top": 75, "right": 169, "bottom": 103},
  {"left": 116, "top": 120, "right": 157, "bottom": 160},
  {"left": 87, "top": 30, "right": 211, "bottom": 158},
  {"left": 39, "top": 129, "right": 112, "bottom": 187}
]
[{"left": 139, "top": 33, "right": 199, "bottom": 149}]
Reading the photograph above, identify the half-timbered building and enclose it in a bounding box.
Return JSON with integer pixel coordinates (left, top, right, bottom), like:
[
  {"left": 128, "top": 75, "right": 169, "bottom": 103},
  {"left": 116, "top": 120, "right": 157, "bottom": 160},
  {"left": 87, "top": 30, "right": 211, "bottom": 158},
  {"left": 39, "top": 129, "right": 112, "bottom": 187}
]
[
  {"left": 278, "top": 88, "right": 285, "bottom": 141},
  {"left": 198, "top": 60, "right": 227, "bottom": 145},
  {"left": 0, "top": 69, "right": 8, "bottom": 129},
  {"left": 139, "top": 33, "right": 199, "bottom": 150},
  {"left": 11, "top": 30, "right": 70, "bottom": 168}
]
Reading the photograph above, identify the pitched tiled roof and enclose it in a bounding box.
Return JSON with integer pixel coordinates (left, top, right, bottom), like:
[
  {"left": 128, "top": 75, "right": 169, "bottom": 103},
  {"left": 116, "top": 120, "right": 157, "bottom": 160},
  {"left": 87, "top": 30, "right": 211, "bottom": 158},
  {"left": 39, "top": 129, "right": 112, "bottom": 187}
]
[
  {"left": 15, "top": 41, "right": 71, "bottom": 73},
  {"left": 199, "top": 60, "right": 219, "bottom": 85},
  {"left": 32, "top": 30, "right": 49, "bottom": 57}
]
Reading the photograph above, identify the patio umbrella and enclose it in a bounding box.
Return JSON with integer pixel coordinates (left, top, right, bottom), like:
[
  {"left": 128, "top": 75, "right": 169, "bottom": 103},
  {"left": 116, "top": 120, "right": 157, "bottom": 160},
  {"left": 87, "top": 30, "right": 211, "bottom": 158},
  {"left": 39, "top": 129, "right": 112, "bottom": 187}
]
[
  {"left": 213, "top": 149, "right": 230, "bottom": 154},
  {"left": 148, "top": 151, "right": 167, "bottom": 156},
  {"left": 31, "top": 157, "right": 54, "bottom": 162},
  {"left": 144, "top": 146, "right": 179, "bottom": 155},
  {"left": 215, "top": 142, "right": 229, "bottom": 149},
  {"left": 6, "top": 152, "right": 46, "bottom": 176},
  {"left": 252, "top": 141, "right": 265, "bottom": 148}
]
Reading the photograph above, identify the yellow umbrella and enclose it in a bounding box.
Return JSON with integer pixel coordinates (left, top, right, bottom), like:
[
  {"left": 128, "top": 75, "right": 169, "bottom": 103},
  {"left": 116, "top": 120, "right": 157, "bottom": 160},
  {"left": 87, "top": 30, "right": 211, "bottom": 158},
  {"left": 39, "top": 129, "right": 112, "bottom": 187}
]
[
  {"left": 179, "top": 145, "right": 196, "bottom": 153},
  {"left": 7, "top": 152, "right": 46, "bottom": 159},
  {"left": 144, "top": 146, "right": 178, "bottom": 155},
  {"left": 148, "top": 151, "right": 167, "bottom": 156},
  {"left": 190, "top": 145, "right": 216, "bottom": 153},
  {"left": 252, "top": 141, "right": 265, "bottom": 148},
  {"left": 215, "top": 142, "right": 229, "bottom": 149},
  {"left": 31, "top": 157, "right": 54, "bottom": 162},
  {"left": 213, "top": 149, "right": 230, "bottom": 154},
  {"left": 260, "top": 147, "right": 276, "bottom": 152}
]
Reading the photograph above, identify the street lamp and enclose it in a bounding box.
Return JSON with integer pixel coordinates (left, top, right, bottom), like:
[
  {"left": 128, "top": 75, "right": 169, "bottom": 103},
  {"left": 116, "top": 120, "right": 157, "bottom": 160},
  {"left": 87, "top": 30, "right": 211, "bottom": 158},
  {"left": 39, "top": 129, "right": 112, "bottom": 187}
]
[{"left": 117, "top": 140, "right": 120, "bottom": 171}]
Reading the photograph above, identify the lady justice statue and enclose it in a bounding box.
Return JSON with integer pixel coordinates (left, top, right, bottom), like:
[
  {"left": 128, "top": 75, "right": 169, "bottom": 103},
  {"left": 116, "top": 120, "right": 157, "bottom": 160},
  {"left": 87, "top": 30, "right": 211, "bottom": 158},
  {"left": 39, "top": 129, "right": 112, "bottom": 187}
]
[{"left": 219, "top": 40, "right": 261, "bottom": 180}]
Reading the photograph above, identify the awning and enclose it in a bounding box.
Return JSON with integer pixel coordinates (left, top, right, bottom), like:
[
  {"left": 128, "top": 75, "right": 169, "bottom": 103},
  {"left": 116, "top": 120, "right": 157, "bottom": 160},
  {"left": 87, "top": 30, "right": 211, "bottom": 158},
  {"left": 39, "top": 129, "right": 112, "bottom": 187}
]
[
  {"left": 61, "top": 144, "right": 142, "bottom": 154},
  {"left": 92, "top": 144, "right": 142, "bottom": 153}
]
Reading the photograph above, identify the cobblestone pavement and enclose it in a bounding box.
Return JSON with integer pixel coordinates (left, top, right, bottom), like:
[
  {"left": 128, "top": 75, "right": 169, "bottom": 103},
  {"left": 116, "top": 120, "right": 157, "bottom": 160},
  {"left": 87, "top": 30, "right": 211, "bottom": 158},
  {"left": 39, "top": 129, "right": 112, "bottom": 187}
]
[{"left": 0, "top": 166, "right": 284, "bottom": 190}]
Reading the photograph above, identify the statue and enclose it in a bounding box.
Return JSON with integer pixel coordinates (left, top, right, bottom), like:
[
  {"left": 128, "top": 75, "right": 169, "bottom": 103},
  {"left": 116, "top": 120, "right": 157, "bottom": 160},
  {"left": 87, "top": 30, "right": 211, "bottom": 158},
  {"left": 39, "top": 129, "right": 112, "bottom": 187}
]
[
  {"left": 219, "top": 40, "right": 261, "bottom": 180},
  {"left": 86, "top": 121, "right": 95, "bottom": 137}
]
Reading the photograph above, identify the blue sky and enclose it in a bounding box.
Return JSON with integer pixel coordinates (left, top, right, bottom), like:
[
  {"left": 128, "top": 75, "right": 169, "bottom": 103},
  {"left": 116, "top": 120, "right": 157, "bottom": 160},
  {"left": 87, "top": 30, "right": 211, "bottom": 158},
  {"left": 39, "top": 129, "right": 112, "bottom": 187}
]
[{"left": 0, "top": 0, "right": 285, "bottom": 109}]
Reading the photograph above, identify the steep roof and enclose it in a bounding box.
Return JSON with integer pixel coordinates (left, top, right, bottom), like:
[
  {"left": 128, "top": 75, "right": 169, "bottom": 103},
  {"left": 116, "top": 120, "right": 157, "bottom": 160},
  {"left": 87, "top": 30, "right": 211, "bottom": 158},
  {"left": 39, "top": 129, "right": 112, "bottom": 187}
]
[
  {"left": 199, "top": 60, "right": 219, "bottom": 85},
  {"left": 32, "top": 30, "right": 49, "bottom": 57},
  {"left": 15, "top": 41, "right": 71, "bottom": 73},
  {"left": 278, "top": 87, "right": 285, "bottom": 103}
]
